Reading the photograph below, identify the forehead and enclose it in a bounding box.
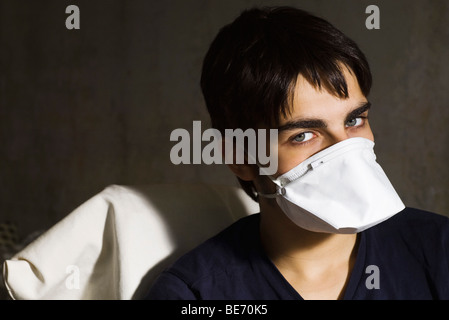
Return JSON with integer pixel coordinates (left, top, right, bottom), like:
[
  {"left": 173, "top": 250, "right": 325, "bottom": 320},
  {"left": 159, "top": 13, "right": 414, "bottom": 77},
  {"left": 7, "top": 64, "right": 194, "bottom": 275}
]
[{"left": 281, "top": 67, "right": 366, "bottom": 124}]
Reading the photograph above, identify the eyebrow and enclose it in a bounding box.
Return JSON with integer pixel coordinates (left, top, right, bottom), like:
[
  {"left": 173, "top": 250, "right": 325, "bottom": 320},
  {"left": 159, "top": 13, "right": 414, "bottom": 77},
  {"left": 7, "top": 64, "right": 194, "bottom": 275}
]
[
  {"left": 344, "top": 102, "right": 371, "bottom": 124},
  {"left": 277, "top": 101, "right": 371, "bottom": 132}
]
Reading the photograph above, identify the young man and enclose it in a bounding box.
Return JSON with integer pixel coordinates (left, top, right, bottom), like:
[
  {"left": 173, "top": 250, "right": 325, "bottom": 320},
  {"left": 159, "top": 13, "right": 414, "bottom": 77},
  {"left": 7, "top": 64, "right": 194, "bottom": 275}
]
[{"left": 147, "top": 7, "right": 449, "bottom": 299}]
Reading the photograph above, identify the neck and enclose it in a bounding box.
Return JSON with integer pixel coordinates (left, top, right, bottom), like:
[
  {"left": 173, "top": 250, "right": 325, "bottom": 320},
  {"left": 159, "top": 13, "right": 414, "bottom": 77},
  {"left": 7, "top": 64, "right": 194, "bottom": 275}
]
[{"left": 259, "top": 197, "right": 359, "bottom": 298}]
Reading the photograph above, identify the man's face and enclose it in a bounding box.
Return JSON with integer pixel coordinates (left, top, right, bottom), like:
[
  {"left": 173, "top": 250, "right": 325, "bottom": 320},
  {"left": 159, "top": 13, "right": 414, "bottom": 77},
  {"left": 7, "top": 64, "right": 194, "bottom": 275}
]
[{"left": 275, "top": 66, "right": 374, "bottom": 176}]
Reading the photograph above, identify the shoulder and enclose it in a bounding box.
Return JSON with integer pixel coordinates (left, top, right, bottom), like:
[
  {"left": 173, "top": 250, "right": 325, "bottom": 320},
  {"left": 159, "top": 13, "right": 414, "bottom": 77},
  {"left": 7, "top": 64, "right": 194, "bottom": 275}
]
[
  {"left": 379, "top": 207, "right": 449, "bottom": 236},
  {"left": 169, "top": 213, "right": 260, "bottom": 280},
  {"left": 368, "top": 207, "right": 449, "bottom": 259},
  {"left": 146, "top": 213, "right": 261, "bottom": 299},
  {"left": 352, "top": 208, "right": 449, "bottom": 299}
]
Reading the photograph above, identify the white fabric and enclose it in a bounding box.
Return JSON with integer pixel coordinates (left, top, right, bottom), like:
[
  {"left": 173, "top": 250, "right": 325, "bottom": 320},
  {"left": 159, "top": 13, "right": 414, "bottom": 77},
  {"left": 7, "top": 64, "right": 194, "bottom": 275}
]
[
  {"left": 2, "top": 184, "right": 259, "bottom": 300},
  {"left": 270, "top": 138, "right": 405, "bottom": 234}
]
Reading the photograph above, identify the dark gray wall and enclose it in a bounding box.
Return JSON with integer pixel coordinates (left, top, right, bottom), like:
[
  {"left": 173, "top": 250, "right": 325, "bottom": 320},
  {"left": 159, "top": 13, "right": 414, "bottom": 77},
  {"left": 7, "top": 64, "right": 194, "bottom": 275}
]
[{"left": 0, "top": 0, "right": 448, "bottom": 238}]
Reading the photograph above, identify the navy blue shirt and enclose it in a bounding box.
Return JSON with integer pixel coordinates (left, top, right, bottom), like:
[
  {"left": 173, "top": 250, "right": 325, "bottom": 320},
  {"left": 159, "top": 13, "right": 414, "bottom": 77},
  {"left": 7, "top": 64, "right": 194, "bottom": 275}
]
[{"left": 146, "top": 208, "right": 449, "bottom": 300}]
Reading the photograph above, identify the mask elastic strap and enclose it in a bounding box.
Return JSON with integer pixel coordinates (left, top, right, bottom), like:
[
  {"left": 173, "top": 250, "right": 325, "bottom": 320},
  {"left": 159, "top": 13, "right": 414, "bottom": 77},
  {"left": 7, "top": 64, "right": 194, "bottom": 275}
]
[{"left": 258, "top": 186, "right": 286, "bottom": 199}]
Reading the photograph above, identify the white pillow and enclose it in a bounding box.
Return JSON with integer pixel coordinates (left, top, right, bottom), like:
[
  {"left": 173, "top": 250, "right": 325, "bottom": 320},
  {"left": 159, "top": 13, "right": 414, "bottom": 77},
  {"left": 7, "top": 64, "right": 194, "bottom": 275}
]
[{"left": 2, "top": 184, "right": 259, "bottom": 300}]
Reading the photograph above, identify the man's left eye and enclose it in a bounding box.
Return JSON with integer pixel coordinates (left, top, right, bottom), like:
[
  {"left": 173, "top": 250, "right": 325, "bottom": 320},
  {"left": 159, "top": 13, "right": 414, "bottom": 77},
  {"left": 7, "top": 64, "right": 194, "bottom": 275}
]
[{"left": 346, "top": 117, "right": 363, "bottom": 127}]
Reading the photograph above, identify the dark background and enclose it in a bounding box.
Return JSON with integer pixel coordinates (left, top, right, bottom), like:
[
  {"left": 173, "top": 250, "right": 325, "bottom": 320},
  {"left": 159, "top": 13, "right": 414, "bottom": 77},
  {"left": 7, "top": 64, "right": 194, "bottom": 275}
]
[{"left": 0, "top": 0, "right": 448, "bottom": 240}]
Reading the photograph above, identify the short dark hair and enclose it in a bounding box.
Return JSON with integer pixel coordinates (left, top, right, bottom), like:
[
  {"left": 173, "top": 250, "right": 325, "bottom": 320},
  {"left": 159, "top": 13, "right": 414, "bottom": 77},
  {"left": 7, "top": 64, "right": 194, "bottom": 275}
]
[{"left": 200, "top": 6, "right": 372, "bottom": 201}]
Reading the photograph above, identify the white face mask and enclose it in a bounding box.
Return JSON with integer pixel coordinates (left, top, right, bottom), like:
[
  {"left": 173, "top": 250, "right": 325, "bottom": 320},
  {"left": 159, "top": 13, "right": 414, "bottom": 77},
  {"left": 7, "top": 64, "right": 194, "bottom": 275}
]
[{"left": 259, "top": 137, "right": 405, "bottom": 234}]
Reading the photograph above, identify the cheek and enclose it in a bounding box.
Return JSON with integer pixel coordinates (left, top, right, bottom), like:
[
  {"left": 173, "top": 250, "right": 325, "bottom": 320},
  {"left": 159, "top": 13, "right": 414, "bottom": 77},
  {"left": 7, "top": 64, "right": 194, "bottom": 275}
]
[
  {"left": 358, "top": 124, "right": 375, "bottom": 142},
  {"left": 275, "top": 147, "right": 310, "bottom": 176}
]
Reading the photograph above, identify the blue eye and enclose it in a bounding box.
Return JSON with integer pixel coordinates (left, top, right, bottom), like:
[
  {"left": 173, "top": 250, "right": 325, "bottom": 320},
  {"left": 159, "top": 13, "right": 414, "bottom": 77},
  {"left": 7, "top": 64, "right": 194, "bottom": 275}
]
[
  {"left": 346, "top": 117, "right": 363, "bottom": 127},
  {"left": 293, "top": 132, "right": 314, "bottom": 143}
]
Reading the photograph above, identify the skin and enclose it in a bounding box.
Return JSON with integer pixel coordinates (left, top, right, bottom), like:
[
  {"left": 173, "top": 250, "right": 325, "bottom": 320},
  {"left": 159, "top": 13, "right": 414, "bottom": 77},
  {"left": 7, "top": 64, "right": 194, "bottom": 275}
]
[{"left": 227, "top": 65, "right": 374, "bottom": 300}]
